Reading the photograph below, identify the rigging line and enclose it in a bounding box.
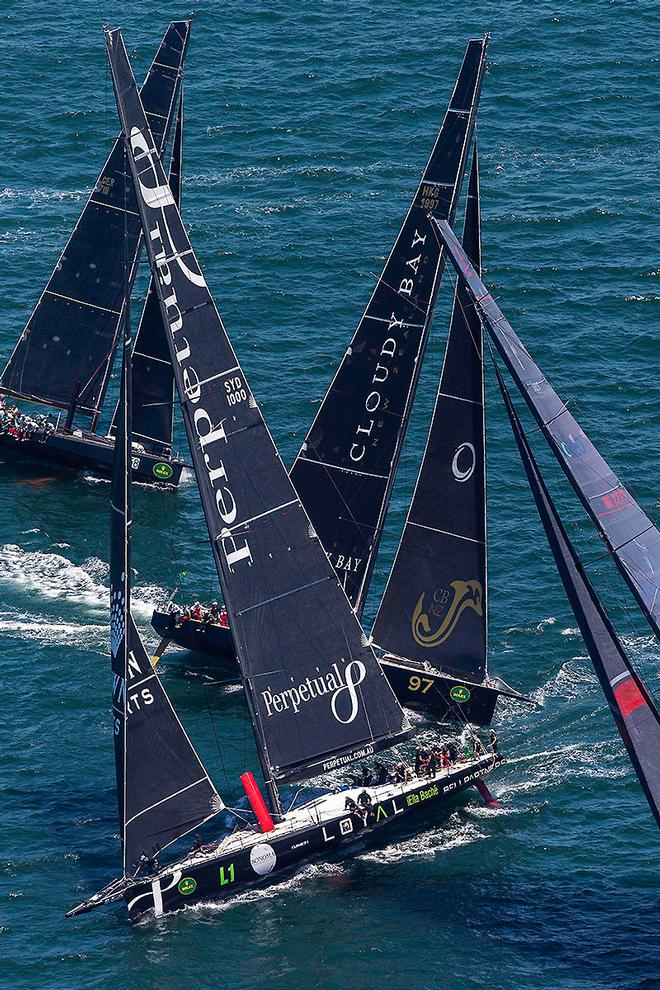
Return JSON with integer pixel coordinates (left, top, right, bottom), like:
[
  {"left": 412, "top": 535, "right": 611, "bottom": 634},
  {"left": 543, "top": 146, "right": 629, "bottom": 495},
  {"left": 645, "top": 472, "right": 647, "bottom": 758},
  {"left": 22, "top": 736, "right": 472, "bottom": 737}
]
[
  {"left": 456, "top": 266, "right": 660, "bottom": 538},
  {"left": 366, "top": 272, "right": 432, "bottom": 319},
  {"left": 202, "top": 679, "right": 230, "bottom": 793}
]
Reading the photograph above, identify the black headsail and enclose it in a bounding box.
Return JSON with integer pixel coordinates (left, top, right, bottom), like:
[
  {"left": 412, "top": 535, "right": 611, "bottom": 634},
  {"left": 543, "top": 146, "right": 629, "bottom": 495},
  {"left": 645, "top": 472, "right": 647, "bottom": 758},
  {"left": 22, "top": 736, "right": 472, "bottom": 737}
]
[
  {"left": 0, "top": 21, "right": 190, "bottom": 426},
  {"left": 109, "top": 92, "right": 183, "bottom": 455},
  {"left": 110, "top": 158, "right": 221, "bottom": 876},
  {"left": 289, "top": 38, "right": 489, "bottom": 615},
  {"left": 105, "top": 29, "right": 410, "bottom": 800},
  {"left": 436, "top": 218, "right": 660, "bottom": 644},
  {"left": 497, "top": 365, "right": 660, "bottom": 829},
  {"left": 372, "top": 149, "right": 487, "bottom": 683}
]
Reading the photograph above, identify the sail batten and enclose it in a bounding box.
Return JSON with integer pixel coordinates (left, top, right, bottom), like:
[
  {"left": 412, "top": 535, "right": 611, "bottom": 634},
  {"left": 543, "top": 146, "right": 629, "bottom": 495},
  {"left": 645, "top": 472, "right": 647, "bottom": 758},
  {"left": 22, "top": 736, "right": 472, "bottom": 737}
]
[
  {"left": 497, "top": 365, "right": 660, "bottom": 830},
  {"left": 373, "top": 148, "right": 488, "bottom": 684},
  {"left": 0, "top": 22, "right": 190, "bottom": 421},
  {"left": 436, "top": 217, "right": 660, "bottom": 644},
  {"left": 106, "top": 28, "right": 410, "bottom": 792},
  {"left": 289, "top": 37, "right": 489, "bottom": 616}
]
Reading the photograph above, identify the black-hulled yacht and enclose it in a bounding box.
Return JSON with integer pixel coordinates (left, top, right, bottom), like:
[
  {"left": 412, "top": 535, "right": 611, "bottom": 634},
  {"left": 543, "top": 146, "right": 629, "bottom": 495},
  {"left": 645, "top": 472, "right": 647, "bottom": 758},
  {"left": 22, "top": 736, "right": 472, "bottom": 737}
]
[
  {"left": 66, "top": 28, "right": 506, "bottom": 925},
  {"left": 152, "top": 36, "right": 531, "bottom": 725},
  {"left": 0, "top": 22, "right": 190, "bottom": 486}
]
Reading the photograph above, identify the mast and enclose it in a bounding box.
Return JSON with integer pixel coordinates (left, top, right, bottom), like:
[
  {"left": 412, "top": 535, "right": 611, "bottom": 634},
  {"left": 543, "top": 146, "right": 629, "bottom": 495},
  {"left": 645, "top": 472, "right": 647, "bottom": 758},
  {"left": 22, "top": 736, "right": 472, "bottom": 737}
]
[
  {"left": 435, "top": 217, "right": 660, "bottom": 645},
  {"left": 106, "top": 27, "right": 411, "bottom": 799},
  {"left": 496, "top": 363, "right": 660, "bottom": 829},
  {"left": 289, "top": 37, "right": 489, "bottom": 616},
  {"left": 108, "top": 90, "right": 183, "bottom": 456},
  {"left": 372, "top": 148, "right": 488, "bottom": 683},
  {"left": 0, "top": 21, "right": 190, "bottom": 427},
  {"left": 109, "top": 152, "right": 221, "bottom": 876}
]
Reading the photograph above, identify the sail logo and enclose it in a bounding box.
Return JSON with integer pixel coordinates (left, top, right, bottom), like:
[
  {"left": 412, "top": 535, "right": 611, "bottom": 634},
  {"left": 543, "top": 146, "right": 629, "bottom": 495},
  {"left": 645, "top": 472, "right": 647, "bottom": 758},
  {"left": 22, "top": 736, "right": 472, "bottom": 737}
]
[
  {"left": 261, "top": 660, "right": 366, "bottom": 725},
  {"left": 412, "top": 580, "right": 483, "bottom": 648},
  {"left": 348, "top": 227, "right": 430, "bottom": 468},
  {"left": 128, "top": 124, "right": 253, "bottom": 575},
  {"left": 451, "top": 442, "right": 476, "bottom": 483},
  {"left": 599, "top": 488, "right": 632, "bottom": 516}
]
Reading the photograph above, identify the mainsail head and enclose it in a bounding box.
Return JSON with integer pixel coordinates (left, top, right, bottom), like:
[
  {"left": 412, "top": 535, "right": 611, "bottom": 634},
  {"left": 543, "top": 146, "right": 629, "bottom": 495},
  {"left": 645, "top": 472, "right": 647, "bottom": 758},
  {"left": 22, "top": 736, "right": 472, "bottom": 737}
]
[
  {"left": 436, "top": 217, "right": 660, "bottom": 645},
  {"left": 105, "top": 28, "right": 411, "bottom": 793},
  {"left": 497, "top": 363, "right": 660, "bottom": 830},
  {"left": 289, "top": 37, "right": 489, "bottom": 616},
  {"left": 0, "top": 21, "right": 190, "bottom": 421},
  {"left": 372, "top": 148, "right": 488, "bottom": 683},
  {"left": 109, "top": 146, "right": 221, "bottom": 875},
  {"left": 108, "top": 91, "right": 183, "bottom": 455}
]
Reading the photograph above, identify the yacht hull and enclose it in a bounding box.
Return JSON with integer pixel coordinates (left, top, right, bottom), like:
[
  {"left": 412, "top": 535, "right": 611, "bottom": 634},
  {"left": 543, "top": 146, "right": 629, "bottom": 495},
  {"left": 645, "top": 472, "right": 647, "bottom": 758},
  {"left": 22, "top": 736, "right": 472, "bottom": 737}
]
[
  {"left": 151, "top": 611, "right": 531, "bottom": 724},
  {"left": 0, "top": 428, "right": 185, "bottom": 487},
  {"left": 124, "top": 754, "right": 504, "bottom": 923}
]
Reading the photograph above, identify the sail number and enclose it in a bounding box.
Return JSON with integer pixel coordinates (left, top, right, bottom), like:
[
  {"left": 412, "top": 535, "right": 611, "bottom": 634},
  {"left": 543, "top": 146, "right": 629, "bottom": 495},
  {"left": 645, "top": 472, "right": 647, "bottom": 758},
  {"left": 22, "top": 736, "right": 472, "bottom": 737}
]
[
  {"left": 408, "top": 675, "right": 434, "bottom": 694},
  {"left": 225, "top": 376, "right": 247, "bottom": 406},
  {"left": 420, "top": 184, "right": 440, "bottom": 211},
  {"left": 219, "top": 863, "right": 235, "bottom": 886}
]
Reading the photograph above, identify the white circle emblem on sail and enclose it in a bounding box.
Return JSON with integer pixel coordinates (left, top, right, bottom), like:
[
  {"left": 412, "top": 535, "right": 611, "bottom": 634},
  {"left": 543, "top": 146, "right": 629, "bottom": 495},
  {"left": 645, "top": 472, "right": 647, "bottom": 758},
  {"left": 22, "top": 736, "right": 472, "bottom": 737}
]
[{"left": 451, "top": 443, "right": 476, "bottom": 483}]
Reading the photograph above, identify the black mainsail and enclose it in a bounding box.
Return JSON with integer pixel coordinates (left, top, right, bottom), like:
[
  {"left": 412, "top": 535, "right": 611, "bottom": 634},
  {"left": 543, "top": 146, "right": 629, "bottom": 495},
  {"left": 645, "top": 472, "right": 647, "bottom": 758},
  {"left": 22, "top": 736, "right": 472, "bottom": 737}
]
[
  {"left": 289, "top": 38, "right": 489, "bottom": 615},
  {"left": 106, "top": 29, "right": 410, "bottom": 799},
  {"left": 436, "top": 218, "right": 660, "bottom": 644},
  {"left": 109, "top": 93, "right": 183, "bottom": 455},
  {"left": 372, "top": 149, "right": 487, "bottom": 682},
  {"left": 0, "top": 21, "right": 190, "bottom": 427},
  {"left": 497, "top": 365, "right": 660, "bottom": 829},
  {"left": 110, "top": 184, "right": 221, "bottom": 875}
]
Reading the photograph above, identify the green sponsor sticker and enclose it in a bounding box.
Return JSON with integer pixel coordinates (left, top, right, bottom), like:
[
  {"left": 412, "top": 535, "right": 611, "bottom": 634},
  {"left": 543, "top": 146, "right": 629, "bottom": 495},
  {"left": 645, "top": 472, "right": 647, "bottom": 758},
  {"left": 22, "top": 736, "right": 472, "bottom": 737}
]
[
  {"left": 153, "top": 462, "right": 174, "bottom": 480},
  {"left": 449, "top": 685, "right": 471, "bottom": 703},
  {"left": 178, "top": 876, "right": 197, "bottom": 895}
]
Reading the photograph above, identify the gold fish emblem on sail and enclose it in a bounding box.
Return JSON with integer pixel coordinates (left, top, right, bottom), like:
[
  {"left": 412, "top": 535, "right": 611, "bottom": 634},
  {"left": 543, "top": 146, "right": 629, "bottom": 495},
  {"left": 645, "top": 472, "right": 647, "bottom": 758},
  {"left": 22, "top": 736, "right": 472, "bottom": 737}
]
[{"left": 412, "top": 580, "right": 483, "bottom": 649}]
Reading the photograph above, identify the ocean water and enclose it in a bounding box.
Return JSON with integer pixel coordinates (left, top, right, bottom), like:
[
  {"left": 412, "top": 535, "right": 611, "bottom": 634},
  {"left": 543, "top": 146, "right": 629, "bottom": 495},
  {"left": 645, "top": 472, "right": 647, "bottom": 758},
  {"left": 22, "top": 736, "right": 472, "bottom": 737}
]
[{"left": 1, "top": 1, "right": 659, "bottom": 988}]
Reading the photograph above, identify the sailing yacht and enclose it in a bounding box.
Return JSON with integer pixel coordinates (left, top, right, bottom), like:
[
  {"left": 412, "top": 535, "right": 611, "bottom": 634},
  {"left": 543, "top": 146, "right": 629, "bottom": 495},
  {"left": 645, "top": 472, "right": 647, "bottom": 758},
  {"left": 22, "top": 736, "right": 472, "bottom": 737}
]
[
  {"left": 436, "top": 218, "right": 660, "bottom": 830},
  {"left": 0, "top": 21, "right": 190, "bottom": 486},
  {"left": 65, "top": 28, "right": 506, "bottom": 924},
  {"left": 151, "top": 36, "right": 532, "bottom": 725}
]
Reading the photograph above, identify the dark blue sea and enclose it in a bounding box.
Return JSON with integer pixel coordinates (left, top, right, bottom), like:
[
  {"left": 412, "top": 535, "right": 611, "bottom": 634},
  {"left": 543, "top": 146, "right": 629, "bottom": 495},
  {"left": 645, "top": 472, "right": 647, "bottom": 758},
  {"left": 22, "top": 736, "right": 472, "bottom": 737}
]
[{"left": 1, "top": 2, "right": 658, "bottom": 988}]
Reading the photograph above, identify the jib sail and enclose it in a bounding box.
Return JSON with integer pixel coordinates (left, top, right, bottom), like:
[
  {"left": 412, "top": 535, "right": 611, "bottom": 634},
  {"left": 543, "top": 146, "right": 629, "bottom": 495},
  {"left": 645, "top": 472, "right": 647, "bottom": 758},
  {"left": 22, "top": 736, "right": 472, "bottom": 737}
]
[
  {"left": 290, "top": 37, "right": 488, "bottom": 615},
  {"left": 436, "top": 218, "right": 660, "bottom": 645},
  {"left": 0, "top": 21, "right": 190, "bottom": 423},
  {"left": 498, "top": 364, "right": 660, "bottom": 829},
  {"left": 373, "top": 149, "right": 487, "bottom": 683},
  {"left": 110, "top": 218, "right": 221, "bottom": 876},
  {"left": 106, "top": 29, "right": 411, "bottom": 796}
]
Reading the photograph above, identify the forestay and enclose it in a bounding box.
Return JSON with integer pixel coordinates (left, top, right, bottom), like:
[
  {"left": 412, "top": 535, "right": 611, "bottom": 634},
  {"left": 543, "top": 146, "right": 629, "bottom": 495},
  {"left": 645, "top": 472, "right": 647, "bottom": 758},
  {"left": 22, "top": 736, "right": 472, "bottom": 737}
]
[
  {"left": 373, "top": 149, "right": 487, "bottom": 682},
  {"left": 436, "top": 218, "right": 660, "bottom": 644},
  {"left": 109, "top": 93, "right": 183, "bottom": 455},
  {"left": 498, "top": 366, "right": 660, "bottom": 830},
  {"left": 0, "top": 21, "right": 190, "bottom": 421},
  {"left": 110, "top": 220, "right": 221, "bottom": 876},
  {"left": 106, "top": 29, "right": 410, "bottom": 791},
  {"left": 290, "top": 37, "right": 488, "bottom": 615}
]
